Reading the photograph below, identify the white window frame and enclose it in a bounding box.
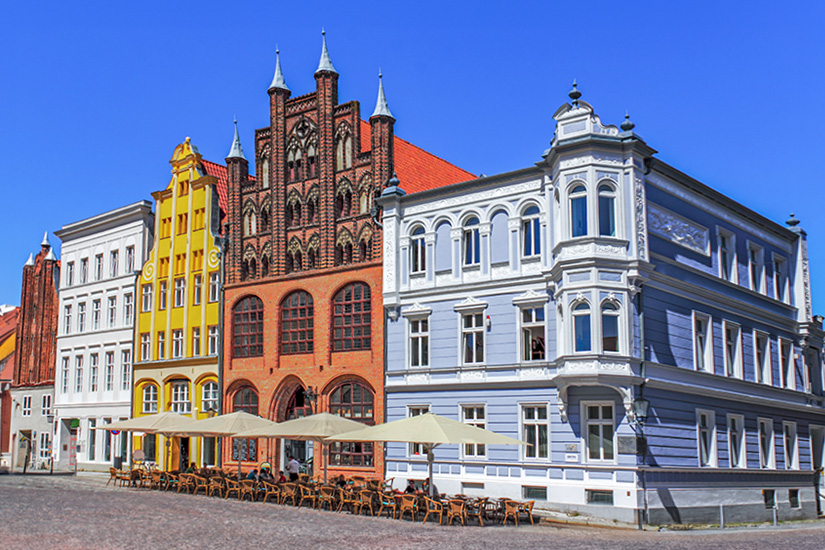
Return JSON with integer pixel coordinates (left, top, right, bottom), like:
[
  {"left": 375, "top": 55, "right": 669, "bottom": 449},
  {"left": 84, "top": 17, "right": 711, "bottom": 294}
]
[
  {"left": 717, "top": 228, "right": 737, "bottom": 284},
  {"left": 723, "top": 321, "right": 742, "bottom": 379},
  {"left": 80, "top": 258, "right": 88, "bottom": 284},
  {"left": 92, "top": 299, "right": 101, "bottom": 330},
  {"left": 569, "top": 183, "right": 588, "bottom": 238},
  {"left": 521, "top": 205, "right": 542, "bottom": 258},
  {"left": 74, "top": 356, "right": 84, "bottom": 393},
  {"left": 193, "top": 274, "right": 202, "bottom": 306},
  {"left": 108, "top": 296, "right": 117, "bottom": 328},
  {"left": 140, "top": 333, "right": 151, "bottom": 362},
  {"left": 172, "top": 329, "right": 183, "bottom": 358},
  {"left": 41, "top": 394, "right": 51, "bottom": 417},
  {"left": 94, "top": 254, "right": 103, "bottom": 281},
  {"left": 121, "top": 350, "right": 131, "bottom": 391},
  {"left": 159, "top": 281, "right": 167, "bottom": 310},
  {"left": 747, "top": 242, "right": 764, "bottom": 294},
  {"left": 758, "top": 417, "right": 775, "bottom": 469},
  {"left": 693, "top": 311, "right": 713, "bottom": 373},
  {"left": 583, "top": 401, "right": 616, "bottom": 463},
  {"left": 697, "top": 409, "right": 717, "bottom": 467},
  {"left": 174, "top": 278, "right": 185, "bottom": 308},
  {"left": 126, "top": 246, "right": 135, "bottom": 272},
  {"left": 779, "top": 338, "right": 794, "bottom": 390},
  {"left": 773, "top": 254, "right": 788, "bottom": 303},
  {"left": 141, "top": 284, "right": 152, "bottom": 312},
  {"left": 66, "top": 261, "right": 74, "bottom": 286},
  {"left": 460, "top": 311, "right": 485, "bottom": 365},
  {"left": 520, "top": 305, "right": 546, "bottom": 362},
  {"left": 754, "top": 330, "right": 771, "bottom": 385},
  {"left": 38, "top": 432, "right": 51, "bottom": 461},
  {"left": 600, "top": 299, "right": 621, "bottom": 354},
  {"left": 783, "top": 421, "right": 799, "bottom": 470},
  {"left": 410, "top": 226, "right": 427, "bottom": 274},
  {"left": 192, "top": 327, "right": 201, "bottom": 356},
  {"left": 407, "top": 405, "right": 431, "bottom": 457},
  {"left": 462, "top": 218, "right": 481, "bottom": 266},
  {"left": 208, "top": 325, "right": 219, "bottom": 355},
  {"left": 171, "top": 380, "right": 191, "bottom": 413},
  {"left": 64, "top": 305, "right": 72, "bottom": 335},
  {"left": 104, "top": 351, "right": 114, "bottom": 391},
  {"left": 89, "top": 353, "right": 99, "bottom": 392},
  {"left": 21, "top": 395, "right": 32, "bottom": 417},
  {"left": 727, "top": 414, "right": 745, "bottom": 469},
  {"left": 460, "top": 404, "right": 487, "bottom": 458},
  {"left": 157, "top": 331, "right": 165, "bottom": 359},
  {"left": 110, "top": 249, "right": 119, "bottom": 278},
  {"left": 77, "top": 302, "right": 86, "bottom": 332},
  {"left": 520, "top": 403, "right": 549, "bottom": 461},
  {"left": 597, "top": 182, "right": 617, "bottom": 238},
  {"left": 202, "top": 381, "right": 219, "bottom": 413},
  {"left": 124, "top": 293, "right": 133, "bottom": 324},
  {"left": 572, "top": 300, "right": 592, "bottom": 353},
  {"left": 209, "top": 272, "right": 220, "bottom": 302},
  {"left": 142, "top": 384, "right": 158, "bottom": 413},
  {"left": 408, "top": 316, "right": 430, "bottom": 368},
  {"left": 61, "top": 357, "right": 69, "bottom": 393}
]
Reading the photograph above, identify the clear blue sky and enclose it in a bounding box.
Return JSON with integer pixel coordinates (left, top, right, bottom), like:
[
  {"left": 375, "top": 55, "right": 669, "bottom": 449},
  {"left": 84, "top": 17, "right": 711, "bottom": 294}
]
[{"left": 2, "top": 1, "right": 824, "bottom": 309}]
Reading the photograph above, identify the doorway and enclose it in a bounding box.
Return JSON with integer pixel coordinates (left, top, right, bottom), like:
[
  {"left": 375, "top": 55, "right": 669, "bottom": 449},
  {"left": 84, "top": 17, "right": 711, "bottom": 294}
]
[
  {"left": 178, "top": 437, "right": 190, "bottom": 471},
  {"left": 282, "top": 387, "right": 313, "bottom": 471}
]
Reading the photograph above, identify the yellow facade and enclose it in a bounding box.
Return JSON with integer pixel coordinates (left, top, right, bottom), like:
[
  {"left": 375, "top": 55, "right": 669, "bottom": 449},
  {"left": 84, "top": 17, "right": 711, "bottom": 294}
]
[{"left": 132, "top": 138, "right": 222, "bottom": 470}]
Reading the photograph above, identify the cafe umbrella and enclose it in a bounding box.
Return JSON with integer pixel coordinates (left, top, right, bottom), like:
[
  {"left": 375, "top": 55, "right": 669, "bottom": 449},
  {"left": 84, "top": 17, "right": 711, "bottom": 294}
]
[
  {"left": 326, "top": 412, "right": 528, "bottom": 496},
  {"left": 96, "top": 412, "right": 197, "bottom": 470}
]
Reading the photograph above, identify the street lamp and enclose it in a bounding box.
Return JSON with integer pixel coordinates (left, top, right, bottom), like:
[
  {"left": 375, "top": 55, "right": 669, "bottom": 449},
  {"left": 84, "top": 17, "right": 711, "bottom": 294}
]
[
  {"left": 632, "top": 397, "right": 650, "bottom": 425},
  {"left": 303, "top": 386, "right": 318, "bottom": 414}
]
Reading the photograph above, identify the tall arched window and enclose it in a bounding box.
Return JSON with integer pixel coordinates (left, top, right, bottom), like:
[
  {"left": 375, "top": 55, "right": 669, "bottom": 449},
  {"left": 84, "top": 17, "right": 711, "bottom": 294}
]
[
  {"left": 232, "top": 296, "right": 263, "bottom": 358},
  {"left": 259, "top": 205, "right": 270, "bottom": 232},
  {"left": 573, "top": 302, "right": 591, "bottom": 352},
  {"left": 243, "top": 210, "right": 256, "bottom": 236},
  {"left": 332, "top": 283, "right": 371, "bottom": 351},
  {"left": 287, "top": 149, "right": 298, "bottom": 182},
  {"left": 306, "top": 194, "right": 317, "bottom": 224},
  {"left": 598, "top": 184, "right": 616, "bottom": 237},
  {"left": 601, "top": 302, "right": 620, "bottom": 353},
  {"left": 329, "top": 381, "right": 374, "bottom": 466},
  {"left": 202, "top": 381, "right": 219, "bottom": 413},
  {"left": 522, "top": 205, "right": 541, "bottom": 258},
  {"left": 463, "top": 217, "right": 480, "bottom": 266},
  {"left": 411, "top": 226, "right": 426, "bottom": 274},
  {"left": 260, "top": 158, "right": 270, "bottom": 189},
  {"left": 570, "top": 184, "right": 588, "bottom": 238},
  {"left": 281, "top": 291, "right": 314, "bottom": 354},
  {"left": 307, "top": 144, "right": 317, "bottom": 179},
  {"left": 232, "top": 387, "right": 258, "bottom": 461},
  {"left": 142, "top": 384, "right": 158, "bottom": 413}
]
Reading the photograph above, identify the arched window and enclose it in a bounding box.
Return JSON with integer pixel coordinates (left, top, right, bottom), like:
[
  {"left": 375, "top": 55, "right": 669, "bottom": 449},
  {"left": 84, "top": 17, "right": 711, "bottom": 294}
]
[
  {"left": 329, "top": 381, "right": 374, "bottom": 466},
  {"left": 601, "top": 302, "right": 620, "bottom": 352},
  {"left": 307, "top": 144, "right": 317, "bottom": 179},
  {"left": 232, "top": 387, "right": 258, "bottom": 461},
  {"left": 294, "top": 150, "right": 303, "bottom": 181},
  {"left": 202, "top": 381, "right": 219, "bottom": 413},
  {"left": 261, "top": 255, "right": 269, "bottom": 277},
  {"left": 463, "top": 217, "right": 480, "bottom": 266},
  {"left": 142, "top": 384, "right": 158, "bottom": 413},
  {"left": 287, "top": 149, "right": 297, "bottom": 182},
  {"left": 522, "top": 205, "right": 541, "bottom": 257},
  {"left": 598, "top": 184, "right": 616, "bottom": 237},
  {"left": 332, "top": 283, "right": 371, "bottom": 351},
  {"left": 260, "top": 158, "right": 270, "bottom": 189},
  {"left": 360, "top": 191, "right": 369, "bottom": 214},
  {"left": 249, "top": 258, "right": 257, "bottom": 279},
  {"left": 281, "top": 291, "right": 314, "bottom": 354},
  {"left": 306, "top": 197, "right": 316, "bottom": 224},
  {"left": 335, "top": 189, "right": 352, "bottom": 219},
  {"left": 411, "top": 226, "right": 426, "bottom": 274},
  {"left": 573, "top": 302, "right": 591, "bottom": 352},
  {"left": 259, "top": 206, "right": 270, "bottom": 232},
  {"left": 294, "top": 251, "right": 303, "bottom": 271},
  {"left": 359, "top": 239, "right": 371, "bottom": 262},
  {"left": 232, "top": 296, "right": 263, "bottom": 358},
  {"left": 243, "top": 210, "right": 256, "bottom": 237},
  {"left": 336, "top": 134, "right": 352, "bottom": 171},
  {"left": 570, "top": 184, "right": 588, "bottom": 238}
]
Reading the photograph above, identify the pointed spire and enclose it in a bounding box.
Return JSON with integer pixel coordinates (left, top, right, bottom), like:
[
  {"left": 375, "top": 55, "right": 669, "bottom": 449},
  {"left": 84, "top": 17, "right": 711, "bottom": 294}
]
[
  {"left": 41, "top": 231, "right": 50, "bottom": 248},
  {"left": 227, "top": 119, "right": 246, "bottom": 160},
  {"left": 315, "top": 29, "right": 337, "bottom": 74},
  {"left": 371, "top": 70, "right": 394, "bottom": 119},
  {"left": 268, "top": 47, "right": 289, "bottom": 92},
  {"left": 24, "top": 253, "right": 34, "bottom": 267},
  {"left": 620, "top": 110, "right": 635, "bottom": 132},
  {"left": 569, "top": 79, "right": 581, "bottom": 108},
  {"left": 45, "top": 248, "right": 57, "bottom": 261}
]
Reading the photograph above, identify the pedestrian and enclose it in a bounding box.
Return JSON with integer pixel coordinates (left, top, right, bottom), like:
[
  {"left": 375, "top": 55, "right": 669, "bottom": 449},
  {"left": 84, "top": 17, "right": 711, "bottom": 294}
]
[{"left": 286, "top": 455, "right": 300, "bottom": 482}]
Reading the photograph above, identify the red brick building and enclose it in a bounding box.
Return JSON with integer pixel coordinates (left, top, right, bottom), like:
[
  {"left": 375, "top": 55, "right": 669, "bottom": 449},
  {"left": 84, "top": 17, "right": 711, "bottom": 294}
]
[{"left": 222, "top": 35, "right": 473, "bottom": 478}]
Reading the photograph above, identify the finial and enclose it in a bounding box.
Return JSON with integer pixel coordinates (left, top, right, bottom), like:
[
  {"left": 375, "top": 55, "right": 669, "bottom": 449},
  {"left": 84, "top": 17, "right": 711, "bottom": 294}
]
[
  {"left": 45, "top": 248, "right": 57, "bottom": 261},
  {"left": 24, "top": 253, "right": 34, "bottom": 267},
  {"left": 41, "top": 231, "right": 50, "bottom": 248},
  {"left": 227, "top": 119, "right": 247, "bottom": 160},
  {"left": 786, "top": 213, "right": 800, "bottom": 227},
  {"left": 185, "top": 136, "right": 190, "bottom": 143},
  {"left": 620, "top": 110, "right": 635, "bottom": 131},
  {"left": 268, "top": 46, "right": 290, "bottom": 92},
  {"left": 316, "top": 28, "right": 337, "bottom": 74},
  {"left": 371, "top": 70, "right": 394, "bottom": 119},
  {"left": 569, "top": 79, "right": 581, "bottom": 107},
  {"left": 386, "top": 172, "right": 400, "bottom": 188}
]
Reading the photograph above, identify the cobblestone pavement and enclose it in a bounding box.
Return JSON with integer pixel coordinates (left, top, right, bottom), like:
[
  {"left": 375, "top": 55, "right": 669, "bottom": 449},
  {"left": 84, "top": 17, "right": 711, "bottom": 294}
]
[{"left": 2, "top": 474, "right": 825, "bottom": 550}]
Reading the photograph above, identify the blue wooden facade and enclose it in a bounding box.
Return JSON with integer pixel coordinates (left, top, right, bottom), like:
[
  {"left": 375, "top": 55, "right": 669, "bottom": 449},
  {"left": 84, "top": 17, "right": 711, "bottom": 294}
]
[{"left": 377, "top": 89, "right": 825, "bottom": 524}]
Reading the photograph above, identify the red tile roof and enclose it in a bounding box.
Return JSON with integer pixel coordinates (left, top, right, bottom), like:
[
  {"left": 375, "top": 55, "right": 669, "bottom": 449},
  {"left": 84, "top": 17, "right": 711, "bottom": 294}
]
[
  {"left": 201, "top": 160, "right": 229, "bottom": 213},
  {"left": 359, "top": 120, "right": 475, "bottom": 193},
  {"left": 0, "top": 307, "right": 18, "bottom": 347}
]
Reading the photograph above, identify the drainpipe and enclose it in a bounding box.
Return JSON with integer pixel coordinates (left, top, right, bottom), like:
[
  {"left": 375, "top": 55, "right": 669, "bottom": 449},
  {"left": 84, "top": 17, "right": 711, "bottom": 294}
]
[{"left": 216, "top": 228, "right": 228, "bottom": 469}]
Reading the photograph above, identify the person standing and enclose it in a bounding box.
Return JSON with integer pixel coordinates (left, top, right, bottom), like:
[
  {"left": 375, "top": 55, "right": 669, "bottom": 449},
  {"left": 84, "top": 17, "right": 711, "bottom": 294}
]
[{"left": 286, "top": 455, "right": 300, "bottom": 482}]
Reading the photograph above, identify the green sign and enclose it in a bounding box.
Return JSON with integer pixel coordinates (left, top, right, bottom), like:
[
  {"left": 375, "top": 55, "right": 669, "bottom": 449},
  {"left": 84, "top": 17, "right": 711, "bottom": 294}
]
[{"left": 70, "top": 418, "right": 80, "bottom": 428}]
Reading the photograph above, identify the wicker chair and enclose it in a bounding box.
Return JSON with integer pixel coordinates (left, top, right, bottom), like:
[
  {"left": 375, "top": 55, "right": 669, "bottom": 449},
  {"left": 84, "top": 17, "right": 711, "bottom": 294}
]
[
  {"left": 280, "top": 483, "right": 298, "bottom": 506},
  {"left": 260, "top": 481, "right": 280, "bottom": 504},
  {"left": 518, "top": 500, "right": 536, "bottom": 525},
  {"left": 224, "top": 479, "right": 241, "bottom": 500},
  {"left": 446, "top": 499, "right": 466, "bottom": 526},
  {"left": 356, "top": 490, "right": 376, "bottom": 516},
  {"left": 502, "top": 499, "right": 520, "bottom": 526},
  {"left": 208, "top": 476, "right": 225, "bottom": 498},
  {"left": 240, "top": 480, "right": 257, "bottom": 501},
  {"left": 421, "top": 496, "right": 443, "bottom": 525},
  {"left": 107, "top": 467, "right": 119, "bottom": 487},
  {"left": 398, "top": 494, "right": 418, "bottom": 522},
  {"left": 377, "top": 492, "right": 398, "bottom": 519},
  {"left": 318, "top": 486, "right": 337, "bottom": 511},
  {"left": 337, "top": 488, "right": 359, "bottom": 514},
  {"left": 192, "top": 475, "right": 209, "bottom": 496},
  {"left": 149, "top": 471, "right": 164, "bottom": 491},
  {"left": 466, "top": 497, "right": 488, "bottom": 526},
  {"left": 298, "top": 484, "right": 319, "bottom": 509}
]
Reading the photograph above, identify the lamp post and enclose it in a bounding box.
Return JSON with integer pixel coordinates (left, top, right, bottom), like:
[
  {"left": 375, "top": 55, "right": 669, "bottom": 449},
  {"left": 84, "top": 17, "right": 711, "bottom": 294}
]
[{"left": 632, "top": 395, "right": 650, "bottom": 529}]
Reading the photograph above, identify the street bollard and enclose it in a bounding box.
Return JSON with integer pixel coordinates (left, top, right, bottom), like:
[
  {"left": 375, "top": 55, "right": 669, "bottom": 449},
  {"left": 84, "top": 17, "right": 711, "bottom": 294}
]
[
  {"left": 772, "top": 505, "right": 778, "bottom": 526},
  {"left": 719, "top": 504, "right": 725, "bottom": 529}
]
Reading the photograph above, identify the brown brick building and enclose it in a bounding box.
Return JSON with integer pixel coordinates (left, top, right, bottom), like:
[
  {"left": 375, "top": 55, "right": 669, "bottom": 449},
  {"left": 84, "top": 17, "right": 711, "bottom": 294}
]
[{"left": 222, "top": 35, "right": 473, "bottom": 478}]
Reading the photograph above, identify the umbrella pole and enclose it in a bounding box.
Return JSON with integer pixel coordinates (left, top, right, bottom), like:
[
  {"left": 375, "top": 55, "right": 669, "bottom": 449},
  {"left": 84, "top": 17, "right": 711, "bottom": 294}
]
[
  {"left": 165, "top": 437, "right": 171, "bottom": 472},
  {"left": 322, "top": 440, "right": 328, "bottom": 485},
  {"left": 427, "top": 445, "right": 435, "bottom": 498}
]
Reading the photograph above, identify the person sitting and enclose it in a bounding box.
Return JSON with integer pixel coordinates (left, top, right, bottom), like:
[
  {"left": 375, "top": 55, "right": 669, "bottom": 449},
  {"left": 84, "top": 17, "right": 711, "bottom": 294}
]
[
  {"left": 277, "top": 470, "right": 287, "bottom": 483},
  {"left": 245, "top": 469, "right": 258, "bottom": 481},
  {"left": 334, "top": 474, "right": 347, "bottom": 488},
  {"left": 184, "top": 462, "right": 196, "bottom": 474},
  {"left": 259, "top": 467, "right": 274, "bottom": 483},
  {"left": 422, "top": 477, "right": 440, "bottom": 501},
  {"left": 404, "top": 479, "right": 416, "bottom": 494}
]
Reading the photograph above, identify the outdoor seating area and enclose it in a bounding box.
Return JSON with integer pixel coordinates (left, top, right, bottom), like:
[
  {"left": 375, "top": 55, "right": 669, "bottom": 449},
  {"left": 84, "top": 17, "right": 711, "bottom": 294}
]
[{"left": 106, "top": 466, "right": 536, "bottom": 527}]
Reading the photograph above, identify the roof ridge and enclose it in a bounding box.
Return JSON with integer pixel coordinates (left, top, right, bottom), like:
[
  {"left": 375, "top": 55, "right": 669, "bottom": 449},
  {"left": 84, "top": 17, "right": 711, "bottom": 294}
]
[{"left": 392, "top": 132, "right": 475, "bottom": 181}]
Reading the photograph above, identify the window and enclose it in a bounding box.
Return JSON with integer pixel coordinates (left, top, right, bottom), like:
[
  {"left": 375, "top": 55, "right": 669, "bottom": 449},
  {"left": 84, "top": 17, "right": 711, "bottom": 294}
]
[
  {"left": 140, "top": 333, "right": 150, "bottom": 361},
  {"left": 124, "top": 293, "right": 133, "bottom": 324},
  {"left": 61, "top": 357, "right": 69, "bottom": 393},
  {"left": 523, "top": 486, "right": 548, "bottom": 500},
  {"left": 157, "top": 331, "right": 165, "bottom": 359},
  {"left": 209, "top": 272, "right": 220, "bottom": 302},
  {"left": 208, "top": 326, "right": 219, "bottom": 355},
  {"left": 171, "top": 380, "right": 191, "bottom": 413},
  {"left": 110, "top": 250, "right": 119, "bottom": 278},
  {"left": 89, "top": 353, "right": 99, "bottom": 392},
  {"left": 88, "top": 419, "right": 96, "bottom": 460},
  {"left": 142, "top": 384, "right": 158, "bottom": 413},
  {"left": 462, "top": 405, "right": 486, "bottom": 457},
  {"left": 80, "top": 258, "right": 88, "bottom": 283},
  {"left": 573, "top": 302, "right": 591, "bottom": 352},
  {"left": 332, "top": 283, "right": 371, "bottom": 351},
  {"left": 77, "top": 302, "right": 86, "bottom": 332},
  {"left": 232, "top": 296, "right": 264, "bottom": 358},
  {"left": 191, "top": 250, "right": 203, "bottom": 272},
  {"left": 75, "top": 356, "right": 84, "bottom": 393},
  {"left": 21, "top": 395, "right": 32, "bottom": 416},
  {"left": 748, "top": 243, "right": 763, "bottom": 293},
  {"left": 409, "top": 318, "right": 429, "bottom": 367},
  {"left": 177, "top": 213, "right": 188, "bottom": 235},
  {"left": 521, "top": 307, "right": 545, "bottom": 361},
  {"left": 586, "top": 490, "right": 614, "bottom": 505},
  {"left": 789, "top": 489, "right": 800, "bottom": 508},
  {"left": 718, "top": 229, "right": 736, "bottom": 283},
  {"left": 754, "top": 331, "right": 770, "bottom": 384},
  {"left": 126, "top": 246, "right": 135, "bottom": 272},
  {"left": 94, "top": 254, "right": 103, "bottom": 281},
  {"left": 570, "top": 184, "right": 588, "bottom": 238},
  {"left": 66, "top": 262, "right": 75, "bottom": 286},
  {"left": 696, "top": 410, "right": 717, "bottom": 467},
  {"left": 281, "top": 291, "right": 313, "bottom": 354},
  {"left": 64, "top": 305, "right": 72, "bottom": 335},
  {"left": 462, "top": 312, "right": 485, "bottom": 365},
  {"left": 597, "top": 183, "right": 617, "bottom": 237},
  {"left": 92, "top": 299, "right": 101, "bottom": 330},
  {"left": 174, "top": 253, "right": 185, "bottom": 275},
  {"left": 160, "top": 217, "right": 171, "bottom": 239},
  {"left": 193, "top": 275, "right": 202, "bottom": 306},
  {"left": 159, "top": 257, "right": 169, "bottom": 278},
  {"left": 693, "top": 312, "right": 712, "bottom": 372},
  {"left": 522, "top": 404, "right": 549, "bottom": 459},
  {"left": 232, "top": 387, "right": 258, "bottom": 461},
  {"left": 728, "top": 414, "right": 745, "bottom": 468},
  {"left": 410, "top": 226, "right": 426, "bottom": 273},
  {"left": 107, "top": 296, "right": 117, "bottom": 328},
  {"left": 121, "top": 350, "right": 131, "bottom": 391},
  {"left": 601, "top": 302, "right": 619, "bottom": 353},
  {"left": 462, "top": 217, "right": 481, "bottom": 266},
  {"left": 522, "top": 206, "right": 541, "bottom": 257},
  {"left": 780, "top": 338, "right": 794, "bottom": 390},
  {"left": 773, "top": 256, "right": 787, "bottom": 302},
  {"left": 192, "top": 327, "right": 201, "bottom": 356},
  {"left": 143, "top": 434, "right": 156, "bottom": 463},
  {"left": 408, "top": 405, "right": 430, "bottom": 456},
  {"left": 758, "top": 418, "right": 775, "bottom": 468},
  {"left": 141, "top": 284, "right": 153, "bottom": 312},
  {"left": 723, "top": 321, "right": 742, "bottom": 378},
  {"left": 174, "top": 278, "right": 185, "bottom": 308},
  {"left": 585, "top": 403, "right": 615, "bottom": 461},
  {"left": 784, "top": 422, "right": 799, "bottom": 469},
  {"left": 41, "top": 394, "right": 51, "bottom": 416},
  {"left": 172, "top": 329, "right": 183, "bottom": 358},
  {"left": 202, "top": 381, "right": 219, "bottom": 413},
  {"left": 329, "top": 382, "right": 375, "bottom": 466},
  {"left": 159, "top": 281, "right": 167, "bottom": 310},
  {"left": 38, "top": 432, "right": 50, "bottom": 461}
]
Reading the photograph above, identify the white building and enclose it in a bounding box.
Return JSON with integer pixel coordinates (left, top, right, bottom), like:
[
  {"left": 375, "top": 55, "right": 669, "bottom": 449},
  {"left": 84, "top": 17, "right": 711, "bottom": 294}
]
[{"left": 53, "top": 201, "right": 153, "bottom": 471}]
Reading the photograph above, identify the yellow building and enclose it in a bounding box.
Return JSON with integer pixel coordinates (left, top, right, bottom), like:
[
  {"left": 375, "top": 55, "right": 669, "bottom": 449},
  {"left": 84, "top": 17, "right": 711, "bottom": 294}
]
[{"left": 132, "top": 137, "right": 229, "bottom": 470}]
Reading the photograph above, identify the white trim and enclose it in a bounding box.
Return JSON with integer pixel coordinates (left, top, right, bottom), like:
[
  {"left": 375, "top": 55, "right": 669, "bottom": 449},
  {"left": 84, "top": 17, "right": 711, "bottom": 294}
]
[
  {"left": 758, "top": 417, "right": 775, "bottom": 469},
  {"left": 692, "top": 311, "right": 713, "bottom": 374},
  {"left": 722, "top": 320, "right": 743, "bottom": 379},
  {"left": 783, "top": 421, "right": 799, "bottom": 470},
  {"left": 518, "top": 402, "right": 550, "bottom": 462},
  {"left": 696, "top": 408, "right": 718, "bottom": 468},
  {"left": 453, "top": 296, "right": 488, "bottom": 313},
  {"left": 726, "top": 413, "right": 745, "bottom": 469},
  {"left": 459, "top": 403, "right": 488, "bottom": 460},
  {"left": 752, "top": 329, "right": 771, "bottom": 385},
  {"left": 581, "top": 401, "right": 617, "bottom": 464},
  {"left": 716, "top": 226, "right": 737, "bottom": 285}
]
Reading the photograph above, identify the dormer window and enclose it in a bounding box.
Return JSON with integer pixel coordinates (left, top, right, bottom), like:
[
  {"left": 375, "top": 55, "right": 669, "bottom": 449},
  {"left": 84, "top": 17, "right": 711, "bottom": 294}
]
[{"left": 570, "top": 185, "right": 588, "bottom": 238}]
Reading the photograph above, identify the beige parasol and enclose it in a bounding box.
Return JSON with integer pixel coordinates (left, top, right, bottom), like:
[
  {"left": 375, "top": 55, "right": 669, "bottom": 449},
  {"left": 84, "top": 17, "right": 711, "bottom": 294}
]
[{"left": 96, "top": 412, "right": 197, "bottom": 470}]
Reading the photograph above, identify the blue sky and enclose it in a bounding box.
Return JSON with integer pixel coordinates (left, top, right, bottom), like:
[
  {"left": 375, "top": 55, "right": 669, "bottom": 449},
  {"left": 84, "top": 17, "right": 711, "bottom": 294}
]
[{"left": 2, "top": 1, "right": 824, "bottom": 309}]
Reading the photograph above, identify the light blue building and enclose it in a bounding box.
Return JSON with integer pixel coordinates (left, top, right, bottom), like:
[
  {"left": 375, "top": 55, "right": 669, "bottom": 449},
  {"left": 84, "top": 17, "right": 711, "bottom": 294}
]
[{"left": 378, "top": 86, "right": 825, "bottom": 524}]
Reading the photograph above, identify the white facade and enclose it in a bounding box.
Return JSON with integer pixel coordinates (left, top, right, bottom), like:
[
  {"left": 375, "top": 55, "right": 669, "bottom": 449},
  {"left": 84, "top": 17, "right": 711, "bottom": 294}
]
[{"left": 53, "top": 201, "right": 153, "bottom": 471}]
